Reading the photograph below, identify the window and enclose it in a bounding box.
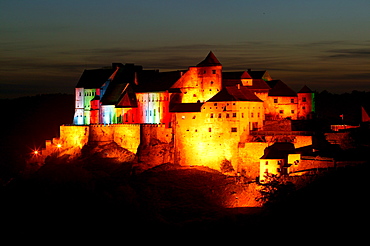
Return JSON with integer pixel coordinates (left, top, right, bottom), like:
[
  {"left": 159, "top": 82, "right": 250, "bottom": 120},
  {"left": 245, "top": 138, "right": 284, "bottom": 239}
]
[
  {"left": 231, "top": 127, "right": 237, "bottom": 132},
  {"left": 210, "top": 113, "right": 214, "bottom": 118},
  {"left": 265, "top": 161, "right": 268, "bottom": 165},
  {"left": 192, "top": 115, "right": 196, "bottom": 119},
  {"left": 193, "top": 94, "right": 197, "bottom": 97},
  {"left": 291, "top": 99, "right": 294, "bottom": 103},
  {"left": 279, "top": 110, "right": 284, "bottom": 114},
  {"left": 226, "top": 113, "right": 230, "bottom": 118},
  {"left": 218, "top": 113, "right": 222, "bottom": 118},
  {"left": 210, "top": 81, "right": 214, "bottom": 85},
  {"left": 302, "top": 106, "right": 306, "bottom": 110},
  {"left": 258, "top": 112, "right": 260, "bottom": 118},
  {"left": 203, "top": 70, "right": 206, "bottom": 74},
  {"left": 274, "top": 99, "right": 278, "bottom": 103},
  {"left": 251, "top": 112, "right": 254, "bottom": 118},
  {"left": 291, "top": 110, "right": 295, "bottom": 114},
  {"left": 212, "top": 70, "right": 216, "bottom": 74},
  {"left": 302, "top": 97, "right": 307, "bottom": 102},
  {"left": 242, "top": 113, "right": 244, "bottom": 118},
  {"left": 214, "top": 103, "right": 218, "bottom": 106},
  {"left": 232, "top": 113, "right": 237, "bottom": 117},
  {"left": 208, "top": 128, "right": 212, "bottom": 132}
]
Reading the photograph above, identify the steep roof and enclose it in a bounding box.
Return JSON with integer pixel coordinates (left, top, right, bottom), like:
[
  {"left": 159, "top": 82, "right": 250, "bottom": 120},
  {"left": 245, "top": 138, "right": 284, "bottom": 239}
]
[
  {"left": 170, "top": 103, "right": 204, "bottom": 112},
  {"left": 267, "top": 80, "right": 297, "bottom": 97},
  {"left": 196, "top": 51, "right": 222, "bottom": 67},
  {"left": 100, "top": 83, "right": 137, "bottom": 107},
  {"left": 298, "top": 85, "right": 313, "bottom": 93},
  {"left": 260, "top": 142, "right": 296, "bottom": 160},
  {"left": 76, "top": 68, "right": 114, "bottom": 88},
  {"left": 135, "top": 71, "right": 183, "bottom": 92},
  {"left": 208, "top": 85, "right": 263, "bottom": 102}
]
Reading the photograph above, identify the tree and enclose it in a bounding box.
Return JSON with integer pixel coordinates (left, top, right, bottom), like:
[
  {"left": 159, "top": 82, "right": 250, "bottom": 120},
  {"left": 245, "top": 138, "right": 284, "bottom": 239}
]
[{"left": 256, "top": 174, "right": 295, "bottom": 206}]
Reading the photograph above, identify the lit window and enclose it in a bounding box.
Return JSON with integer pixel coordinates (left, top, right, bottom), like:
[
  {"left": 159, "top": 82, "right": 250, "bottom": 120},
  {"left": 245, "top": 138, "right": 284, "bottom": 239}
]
[{"left": 181, "top": 115, "right": 185, "bottom": 119}]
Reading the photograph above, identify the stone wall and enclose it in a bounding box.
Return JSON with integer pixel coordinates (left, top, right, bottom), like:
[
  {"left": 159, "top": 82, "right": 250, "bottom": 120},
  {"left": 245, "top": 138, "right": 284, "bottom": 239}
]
[{"left": 137, "top": 124, "right": 174, "bottom": 165}]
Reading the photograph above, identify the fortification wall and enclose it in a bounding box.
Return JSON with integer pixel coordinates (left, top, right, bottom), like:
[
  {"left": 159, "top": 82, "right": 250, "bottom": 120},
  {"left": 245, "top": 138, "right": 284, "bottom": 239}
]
[
  {"left": 289, "top": 156, "right": 335, "bottom": 174},
  {"left": 112, "top": 124, "right": 141, "bottom": 153},
  {"left": 60, "top": 125, "right": 89, "bottom": 148},
  {"left": 237, "top": 142, "right": 269, "bottom": 179},
  {"left": 88, "top": 124, "right": 141, "bottom": 153},
  {"left": 138, "top": 124, "right": 174, "bottom": 165}
]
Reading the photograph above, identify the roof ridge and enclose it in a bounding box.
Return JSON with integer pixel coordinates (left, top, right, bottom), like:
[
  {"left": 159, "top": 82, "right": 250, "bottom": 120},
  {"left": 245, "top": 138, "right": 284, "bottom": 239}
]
[{"left": 196, "top": 51, "right": 222, "bottom": 67}]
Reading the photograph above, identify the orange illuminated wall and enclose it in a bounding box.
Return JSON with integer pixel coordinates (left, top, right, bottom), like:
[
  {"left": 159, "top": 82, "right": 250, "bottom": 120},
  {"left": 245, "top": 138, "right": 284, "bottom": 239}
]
[
  {"left": 174, "top": 100, "right": 264, "bottom": 171},
  {"left": 264, "top": 96, "right": 298, "bottom": 120},
  {"left": 171, "top": 66, "right": 222, "bottom": 103}
]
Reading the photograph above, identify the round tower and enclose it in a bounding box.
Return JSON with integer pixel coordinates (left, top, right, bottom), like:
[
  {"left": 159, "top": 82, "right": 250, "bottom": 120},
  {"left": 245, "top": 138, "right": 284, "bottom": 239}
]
[{"left": 297, "top": 85, "right": 315, "bottom": 120}]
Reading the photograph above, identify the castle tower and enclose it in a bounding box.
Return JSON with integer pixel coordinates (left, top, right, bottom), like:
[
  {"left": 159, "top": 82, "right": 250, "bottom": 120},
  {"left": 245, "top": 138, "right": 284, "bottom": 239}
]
[
  {"left": 171, "top": 51, "right": 222, "bottom": 103},
  {"left": 297, "top": 85, "right": 315, "bottom": 120}
]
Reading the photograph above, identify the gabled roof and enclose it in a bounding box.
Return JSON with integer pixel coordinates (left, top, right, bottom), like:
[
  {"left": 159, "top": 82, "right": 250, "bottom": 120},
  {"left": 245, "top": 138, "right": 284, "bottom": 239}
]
[
  {"left": 196, "top": 51, "right": 222, "bottom": 67},
  {"left": 170, "top": 103, "right": 204, "bottom": 112},
  {"left": 298, "top": 85, "right": 313, "bottom": 93},
  {"left": 135, "top": 71, "right": 183, "bottom": 92},
  {"left": 76, "top": 68, "right": 115, "bottom": 88},
  {"left": 260, "top": 142, "right": 296, "bottom": 160},
  {"left": 208, "top": 85, "right": 263, "bottom": 102},
  {"left": 248, "top": 79, "right": 271, "bottom": 90},
  {"left": 100, "top": 83, "right": 137, "bottom": 107},
  {"left": 267, "top": 80, "right": 297, "bottom": 97}
]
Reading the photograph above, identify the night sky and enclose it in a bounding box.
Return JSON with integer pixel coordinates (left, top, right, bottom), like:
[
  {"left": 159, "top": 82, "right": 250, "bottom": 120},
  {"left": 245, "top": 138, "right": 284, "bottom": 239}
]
[{"left": 1, "top": 0, "right": 370, "bottom": 98}]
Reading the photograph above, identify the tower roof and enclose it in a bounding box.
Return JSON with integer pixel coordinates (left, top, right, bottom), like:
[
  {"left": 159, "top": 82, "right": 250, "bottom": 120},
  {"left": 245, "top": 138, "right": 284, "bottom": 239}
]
[
  {"left": 196, "top": 51, "right": 222, "bottom": 67},
  {"left": 267, "top": 80, "right": 297, "bottom": 97},
  {"left": 298, "top": 85, "right": 313, "bottom": 93}
]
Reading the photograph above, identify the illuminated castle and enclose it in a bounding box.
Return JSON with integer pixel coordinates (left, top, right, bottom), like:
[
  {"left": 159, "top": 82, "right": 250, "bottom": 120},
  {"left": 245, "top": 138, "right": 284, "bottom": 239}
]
[
  {"left": 44, "top": 52, "right": 315, "bottom": 179},
  {"left": 73, "top": 52, "right": 314, "bottom": 126}
]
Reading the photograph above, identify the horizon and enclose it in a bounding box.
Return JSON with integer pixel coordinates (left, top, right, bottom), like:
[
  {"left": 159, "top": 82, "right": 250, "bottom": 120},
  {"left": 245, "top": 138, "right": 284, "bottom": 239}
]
[{"left": 1, "top": 0, "right": 370, "bottom": 98}]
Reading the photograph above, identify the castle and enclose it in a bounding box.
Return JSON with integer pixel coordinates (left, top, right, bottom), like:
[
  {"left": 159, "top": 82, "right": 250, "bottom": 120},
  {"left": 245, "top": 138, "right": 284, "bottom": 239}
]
[{"left": 40, "top": 52, "right": 316, "bottom": 181}]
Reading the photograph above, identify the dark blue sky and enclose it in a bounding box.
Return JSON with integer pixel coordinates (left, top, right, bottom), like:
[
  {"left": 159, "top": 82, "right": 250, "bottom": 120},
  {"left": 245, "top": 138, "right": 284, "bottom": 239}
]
[{"left": 1, "top": 0, "right": 370, "bottom": 98}]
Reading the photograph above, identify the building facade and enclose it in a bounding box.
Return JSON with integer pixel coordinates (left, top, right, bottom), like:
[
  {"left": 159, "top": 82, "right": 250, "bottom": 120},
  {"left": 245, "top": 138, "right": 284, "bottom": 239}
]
[{"left": 56, "top": 51, "right": 315, "bottom": 178}]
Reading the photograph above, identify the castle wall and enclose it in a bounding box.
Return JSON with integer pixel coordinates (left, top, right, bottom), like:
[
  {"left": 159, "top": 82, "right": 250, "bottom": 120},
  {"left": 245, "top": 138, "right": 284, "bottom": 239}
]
[
  {"left": 173, "top": 101, "right": 266, "bottom": 176},
  {"left": 89, "top": 124, "right": 141, "bottom": 153},
  {"left": 138, "top": 124, "right": 174, "bottom": 164},
  {"left": 171, "top": 65, "right": 222, "bottom": 103},
  {"left": 60, "top": 125, "right": 89, "bottom": 149}
]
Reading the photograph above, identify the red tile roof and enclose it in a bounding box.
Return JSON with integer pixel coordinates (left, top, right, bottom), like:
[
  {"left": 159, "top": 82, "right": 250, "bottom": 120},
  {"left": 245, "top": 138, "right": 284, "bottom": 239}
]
[
  {"left": 208, "top": 85, "right": 262, "bottom": 102},
  {"left": 197, "top": 51, "right": 222, "bottom": 67}
]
